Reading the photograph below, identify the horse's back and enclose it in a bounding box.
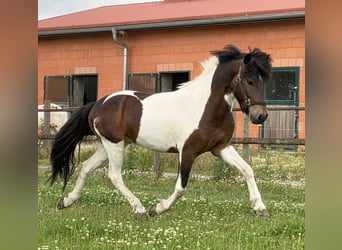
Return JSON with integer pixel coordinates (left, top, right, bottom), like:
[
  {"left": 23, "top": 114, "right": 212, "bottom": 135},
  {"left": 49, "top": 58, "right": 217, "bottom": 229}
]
[{"left": 89, "top": 91, "right": 145, "bottom": 144}]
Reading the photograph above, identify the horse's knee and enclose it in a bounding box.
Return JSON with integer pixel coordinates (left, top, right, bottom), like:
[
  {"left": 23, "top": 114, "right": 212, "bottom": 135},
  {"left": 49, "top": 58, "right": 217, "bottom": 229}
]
[
  {"left": 79, "top": 163, "right": 93, "bottom": 179},
  {"left": 243, "top": 167, "right": 255, "bottom": 180},
  {"left": 108, "top": 172, "right": 123, "bottom": 186}
]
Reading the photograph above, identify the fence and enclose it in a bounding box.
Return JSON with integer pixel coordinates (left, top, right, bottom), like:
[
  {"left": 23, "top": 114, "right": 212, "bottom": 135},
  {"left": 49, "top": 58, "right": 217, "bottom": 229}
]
[{"left": 38, "top": 100, "right": 305, "bottom": 165}]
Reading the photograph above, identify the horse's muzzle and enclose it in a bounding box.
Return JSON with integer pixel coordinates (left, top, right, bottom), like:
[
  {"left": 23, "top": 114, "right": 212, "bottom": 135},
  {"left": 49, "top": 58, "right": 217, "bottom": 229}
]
[{"left": 248, "top": 106, "right": 268, "bottom": 124}]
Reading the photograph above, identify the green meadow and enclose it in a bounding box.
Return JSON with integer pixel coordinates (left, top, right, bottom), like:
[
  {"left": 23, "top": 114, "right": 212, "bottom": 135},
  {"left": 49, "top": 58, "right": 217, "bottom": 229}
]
[{"left": 38, "top": 146, "right": 304, "bottom": 249}]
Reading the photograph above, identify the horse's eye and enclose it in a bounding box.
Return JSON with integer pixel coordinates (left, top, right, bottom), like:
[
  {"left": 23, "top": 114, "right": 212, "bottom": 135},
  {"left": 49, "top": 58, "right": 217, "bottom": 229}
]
[{"left": 247, "top": 79, "right": 254, "bottom": 86}]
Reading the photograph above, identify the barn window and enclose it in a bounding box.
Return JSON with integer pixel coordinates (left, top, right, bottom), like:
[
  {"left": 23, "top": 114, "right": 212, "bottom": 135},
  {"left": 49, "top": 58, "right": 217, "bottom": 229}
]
[
  {"left": 262, "top": 67, "right": 300, "bottom": 147},
  {"left": 43, "top": 74, "right": 98, "bottom": 107},
  {"left": 265, "top": 67, "right": 299, "bottom": 105},
  {"left": 128, "top": 73, "right": 158, "bottom": 93},
  {"left": 71, "top": 74, "right": 98, "bottom": 106},
  {"left": 128, "top": 72, "right": 190, "bottom": 93},
  {"left": 160, "top": 72, "right": 190, "bottom": 92},
  {"left": 44, "top": 75, "right": 70, "bottom": 105}
]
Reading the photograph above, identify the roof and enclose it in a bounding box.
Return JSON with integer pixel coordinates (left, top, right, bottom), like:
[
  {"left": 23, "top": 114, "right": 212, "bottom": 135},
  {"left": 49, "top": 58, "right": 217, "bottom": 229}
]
[{"left": 38, "top": 0, "right": 305, "bottom": 35}]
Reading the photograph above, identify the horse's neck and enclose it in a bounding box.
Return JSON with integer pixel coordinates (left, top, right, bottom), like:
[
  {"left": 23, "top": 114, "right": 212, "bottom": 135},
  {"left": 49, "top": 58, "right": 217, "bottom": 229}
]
[
  {"left": 198, "top": 62, "right": 237, "bottom": 126},
  {"left": 175, "top": 69, "right": 214, "bottom": 112}
]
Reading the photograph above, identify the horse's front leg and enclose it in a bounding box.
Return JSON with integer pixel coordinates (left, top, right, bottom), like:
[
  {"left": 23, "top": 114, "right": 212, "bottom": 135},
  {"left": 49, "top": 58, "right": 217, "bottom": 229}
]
[
  {"left": 149, "top": 151, "right": 193, "bottom": 216},
  {"left": 219, "top": 145, "right": 269, "bottom": 216},
  {"left": 102, "top": 140, "right": 147, "bottom": 219},
  {"left": 59, "top": 143, "right": 108, "bottom": 209}
]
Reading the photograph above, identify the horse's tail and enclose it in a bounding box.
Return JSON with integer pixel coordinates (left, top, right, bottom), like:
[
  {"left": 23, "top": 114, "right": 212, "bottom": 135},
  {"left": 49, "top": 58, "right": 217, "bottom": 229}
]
[{"left": 48, "top": 102, "right": 96, "bottom": 191}]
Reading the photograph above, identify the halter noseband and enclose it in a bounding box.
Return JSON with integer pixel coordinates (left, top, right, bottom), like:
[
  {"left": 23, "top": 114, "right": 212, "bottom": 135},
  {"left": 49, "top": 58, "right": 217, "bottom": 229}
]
[{"left": 232, "top": 60, "right": 266, "bottom": 111}]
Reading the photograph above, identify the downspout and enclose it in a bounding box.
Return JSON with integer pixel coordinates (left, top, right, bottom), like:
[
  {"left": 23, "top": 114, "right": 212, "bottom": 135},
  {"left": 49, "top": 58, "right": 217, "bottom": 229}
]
[{"left": 111, "top": 27, "right": 128, "bottom": 90}]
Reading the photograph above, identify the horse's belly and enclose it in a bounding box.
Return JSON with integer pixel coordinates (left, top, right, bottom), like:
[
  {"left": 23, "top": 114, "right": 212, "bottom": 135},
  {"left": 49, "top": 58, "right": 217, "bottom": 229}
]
[
  {"left": 135, "top": 115, "right": 196, "bottom": 152},
  {"left": 135, "top": 124, "right": 178, "bottom": 152}
]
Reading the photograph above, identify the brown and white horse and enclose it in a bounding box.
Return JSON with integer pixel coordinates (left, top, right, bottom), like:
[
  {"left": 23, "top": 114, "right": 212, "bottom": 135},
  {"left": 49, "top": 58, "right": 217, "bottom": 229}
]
[{"left": 49, "top": 44, "right": 272, "bottom": 218}]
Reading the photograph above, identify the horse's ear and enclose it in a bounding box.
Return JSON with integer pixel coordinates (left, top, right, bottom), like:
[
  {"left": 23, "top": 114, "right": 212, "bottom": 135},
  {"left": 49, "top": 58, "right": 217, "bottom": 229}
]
[{"left": 243, "top": 53, "right": 251, "bottom": 64}]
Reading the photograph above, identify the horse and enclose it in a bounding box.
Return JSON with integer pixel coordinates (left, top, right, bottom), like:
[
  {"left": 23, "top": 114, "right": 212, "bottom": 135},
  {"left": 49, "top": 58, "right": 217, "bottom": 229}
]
[
  {"left": 38, "top": 103, "right": 69, "bottom": 135},
  {"left": 49, "top": 44, "right": 272, "bottom": 219}
]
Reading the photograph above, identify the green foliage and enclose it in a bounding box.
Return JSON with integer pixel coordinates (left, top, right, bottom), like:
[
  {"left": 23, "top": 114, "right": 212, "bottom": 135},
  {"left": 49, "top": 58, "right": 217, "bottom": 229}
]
[
  {"left": 38, "top": 148, "right": 305, "bottom": 249},
  {"left": 123, "top": 144, "right": 153, "bottom": 173}
]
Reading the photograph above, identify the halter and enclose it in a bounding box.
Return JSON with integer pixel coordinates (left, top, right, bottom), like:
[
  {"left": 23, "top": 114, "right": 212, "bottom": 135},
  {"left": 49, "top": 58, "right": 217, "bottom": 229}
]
[{"left": 232, "top": 60, "right": 266, "bottom": 112}]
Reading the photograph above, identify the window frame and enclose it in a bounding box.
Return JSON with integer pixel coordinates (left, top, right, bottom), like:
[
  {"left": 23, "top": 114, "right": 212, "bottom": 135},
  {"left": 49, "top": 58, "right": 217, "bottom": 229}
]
[
  {"left": 265, "top": 66, "right": 300, "bottom": 106},
  {"left": 43, "top": 74, "right": 98, "bottom": 107},
  {"left": 43, "top": 75, "right": 71, "bottom": 106},
  {"left": 127, "top": 73, "right": 159, "bottom": 93}
]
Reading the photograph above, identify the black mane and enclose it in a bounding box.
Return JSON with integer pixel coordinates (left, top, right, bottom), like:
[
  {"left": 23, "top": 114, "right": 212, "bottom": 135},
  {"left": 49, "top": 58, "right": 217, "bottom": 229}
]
[
  {"left": 245, "top": 47, "right": 272, "bottom": 83},
  {"left": 211, "top": 44, "right": 244, "bottom": 63},
  {"left": 211, "top": 44, "right": 272, "bottom": 83}
]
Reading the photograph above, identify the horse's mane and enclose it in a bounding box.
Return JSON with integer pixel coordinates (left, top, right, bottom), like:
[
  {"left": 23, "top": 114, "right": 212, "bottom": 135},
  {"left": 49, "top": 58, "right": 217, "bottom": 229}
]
[
  {"left": 178, "top": 44, "right": 272, "bottom": 89},
  {"left": 177, "top": 56, "right": 218, "bottom": 89},
  {"left": 211, "top": 44, "right": 244, "bottom": 63},
  {"left": 211, "top": 44, "right": 272, "bottom": 83}
]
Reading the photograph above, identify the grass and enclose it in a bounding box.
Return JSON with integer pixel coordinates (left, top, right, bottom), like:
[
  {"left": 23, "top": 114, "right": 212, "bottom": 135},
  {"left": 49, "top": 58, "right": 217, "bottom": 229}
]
[{"left": 38, "top": 146, "right": 304, "bottom": 249}]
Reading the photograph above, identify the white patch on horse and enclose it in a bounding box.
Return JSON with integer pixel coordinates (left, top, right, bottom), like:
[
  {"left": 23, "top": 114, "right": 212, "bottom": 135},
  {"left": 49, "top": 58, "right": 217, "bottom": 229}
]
[
  {"left": 220, "top": 145, "right": 267, "bottom": 213},
  {"left": 224, "top": 93, "right": 236, "bottom": 111},
  {"left": 152, "top": 174, "right": 184, "bottom": 214},
  {"left": 61, "top": 143, "right": 108, "bottom": 208},
  {"left": 150, "top": 153, "right": 185, "bottom": 215},
  {"left": 93, "top": 121, "right": 147, "bottom": 215},
  {"left": 136, "top": 57, "right": 218, "bottom": 152},
  {"left": 102, "top": 90, "right": 139, "bottom": 104}
]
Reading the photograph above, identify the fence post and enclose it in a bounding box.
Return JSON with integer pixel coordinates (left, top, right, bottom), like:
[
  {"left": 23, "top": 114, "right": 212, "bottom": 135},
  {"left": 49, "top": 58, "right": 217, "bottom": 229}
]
[
  {"left": 41, "top": 100, "right": 52, "bottom": 158},
  {"left": 43, "top": 99, "right": 51, "bottom": 135},
  {"left": 243, "top": 114, "right": 250, "bottom": 163},
  {"left": 153, "top": 151, "right": 161, "bottom": 179}
]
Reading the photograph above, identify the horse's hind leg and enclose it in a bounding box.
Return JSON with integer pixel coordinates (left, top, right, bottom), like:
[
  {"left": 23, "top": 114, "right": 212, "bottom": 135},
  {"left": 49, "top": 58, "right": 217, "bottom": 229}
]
[
  {"left": 219, "top": 145, "right": 268, "bottom": 216},
  {"left": 58, "top": 143, "right": 108, "bottom": 209},
  {"left": 101, "top": 139, "right": 147, "bottom": 219}
]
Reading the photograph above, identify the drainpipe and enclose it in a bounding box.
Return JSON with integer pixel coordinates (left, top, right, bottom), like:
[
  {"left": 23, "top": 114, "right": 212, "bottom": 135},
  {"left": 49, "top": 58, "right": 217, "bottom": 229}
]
[{"left": 111, "top": 27, "right": 128, "bottom": 90}]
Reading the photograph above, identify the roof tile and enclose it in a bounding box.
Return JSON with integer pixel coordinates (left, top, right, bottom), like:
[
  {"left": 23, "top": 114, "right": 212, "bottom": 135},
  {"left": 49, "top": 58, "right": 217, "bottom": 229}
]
[{"left": 39, "top": 0, "right": 304, "bottom": 31}]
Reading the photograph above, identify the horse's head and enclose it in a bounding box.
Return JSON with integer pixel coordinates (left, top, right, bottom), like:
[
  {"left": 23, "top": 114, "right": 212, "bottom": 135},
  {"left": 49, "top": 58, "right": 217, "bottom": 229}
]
[
  {"left": 233, "top": 49, "right": 272, "bottom": 124},
  {"left": 212, "top": 45, "right": 272, "bottom": 124}
]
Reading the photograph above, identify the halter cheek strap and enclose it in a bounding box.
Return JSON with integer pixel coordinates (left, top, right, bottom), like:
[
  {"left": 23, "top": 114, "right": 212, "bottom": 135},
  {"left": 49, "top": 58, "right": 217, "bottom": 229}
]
[{"left": 232, "top": 61, "right": 266, "bottom": 110}]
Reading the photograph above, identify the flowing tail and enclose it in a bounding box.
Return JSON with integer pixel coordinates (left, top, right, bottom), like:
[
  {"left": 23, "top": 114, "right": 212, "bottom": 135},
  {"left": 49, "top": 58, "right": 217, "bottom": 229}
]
[{"left": 49, "top": 102, "right": 96, "bottom": 191}]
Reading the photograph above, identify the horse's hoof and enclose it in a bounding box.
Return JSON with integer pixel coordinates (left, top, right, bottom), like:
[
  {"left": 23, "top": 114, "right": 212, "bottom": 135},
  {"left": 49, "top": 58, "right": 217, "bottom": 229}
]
[
  {"left": 57, "top": 199, "right": 66, "bottom": 210},
  {"left": 149, "top": 205, "right": 158, "bottom": 217},
  {"left": 135, "top": 212, "right": 148, "bottom": 221},
  {"left": 254, "top": 209, "right": 270, "bottom": 217}
]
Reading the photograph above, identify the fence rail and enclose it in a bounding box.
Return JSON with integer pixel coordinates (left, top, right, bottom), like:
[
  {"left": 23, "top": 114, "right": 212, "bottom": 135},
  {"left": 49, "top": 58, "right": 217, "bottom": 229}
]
[
  {"left": 38, "top": 104, "right": 305, "bottom": 146},
  {"left": 37, "top": 134, "right": 305, "bottom": 145},
  {"left": 38, "top": 103, "right": 305, "bottom": 168},
  {"left": 38, "top": 106, "right": 305, "bottom": 113}
]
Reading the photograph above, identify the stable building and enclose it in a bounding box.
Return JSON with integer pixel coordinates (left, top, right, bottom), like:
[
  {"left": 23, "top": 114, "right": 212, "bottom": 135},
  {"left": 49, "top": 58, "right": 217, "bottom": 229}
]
[{"left": 38, "top": 0, "right": 305, "bottom": 140}]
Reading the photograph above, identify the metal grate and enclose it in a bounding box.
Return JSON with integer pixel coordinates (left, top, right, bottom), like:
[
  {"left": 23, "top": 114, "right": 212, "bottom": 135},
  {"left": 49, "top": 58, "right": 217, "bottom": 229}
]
[{"left": 265, "top": 67, "right": 299, "bottom": 105}]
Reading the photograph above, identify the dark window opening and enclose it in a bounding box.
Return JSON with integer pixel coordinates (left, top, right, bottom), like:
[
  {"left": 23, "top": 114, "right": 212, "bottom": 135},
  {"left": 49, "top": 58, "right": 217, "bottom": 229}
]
[
  {"left": 71, "top": 75, "right": 98, "bottom": 106},
  {"left": 43, "top": 74, "right": 98, "bottom": 107},
  {"left": 160, "top": 72, "right": 190, "bottom": 92}
]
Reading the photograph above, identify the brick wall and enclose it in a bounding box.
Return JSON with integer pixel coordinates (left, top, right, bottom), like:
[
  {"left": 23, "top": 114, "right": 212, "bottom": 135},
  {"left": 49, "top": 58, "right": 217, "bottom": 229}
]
[{"left": 38, "top": 19, "right": 305, "bottom": 138}]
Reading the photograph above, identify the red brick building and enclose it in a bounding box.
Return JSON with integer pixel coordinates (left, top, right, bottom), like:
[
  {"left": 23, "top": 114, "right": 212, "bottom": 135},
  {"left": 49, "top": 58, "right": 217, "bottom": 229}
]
[{"left": 38, "top": 0, "right": 305, "bottom": 139}]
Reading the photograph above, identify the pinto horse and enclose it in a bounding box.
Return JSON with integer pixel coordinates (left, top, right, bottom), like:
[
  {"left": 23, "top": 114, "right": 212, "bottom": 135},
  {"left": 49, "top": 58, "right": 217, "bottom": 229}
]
[{"left": 49, "top": 44, "right": 272, "bottom": 218}]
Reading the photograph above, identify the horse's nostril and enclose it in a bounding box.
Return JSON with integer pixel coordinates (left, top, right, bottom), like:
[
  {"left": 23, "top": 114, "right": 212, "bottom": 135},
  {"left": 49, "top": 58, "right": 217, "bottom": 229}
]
[{"left": 258, "top": 113, "right": 268, "bottom": 122}]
